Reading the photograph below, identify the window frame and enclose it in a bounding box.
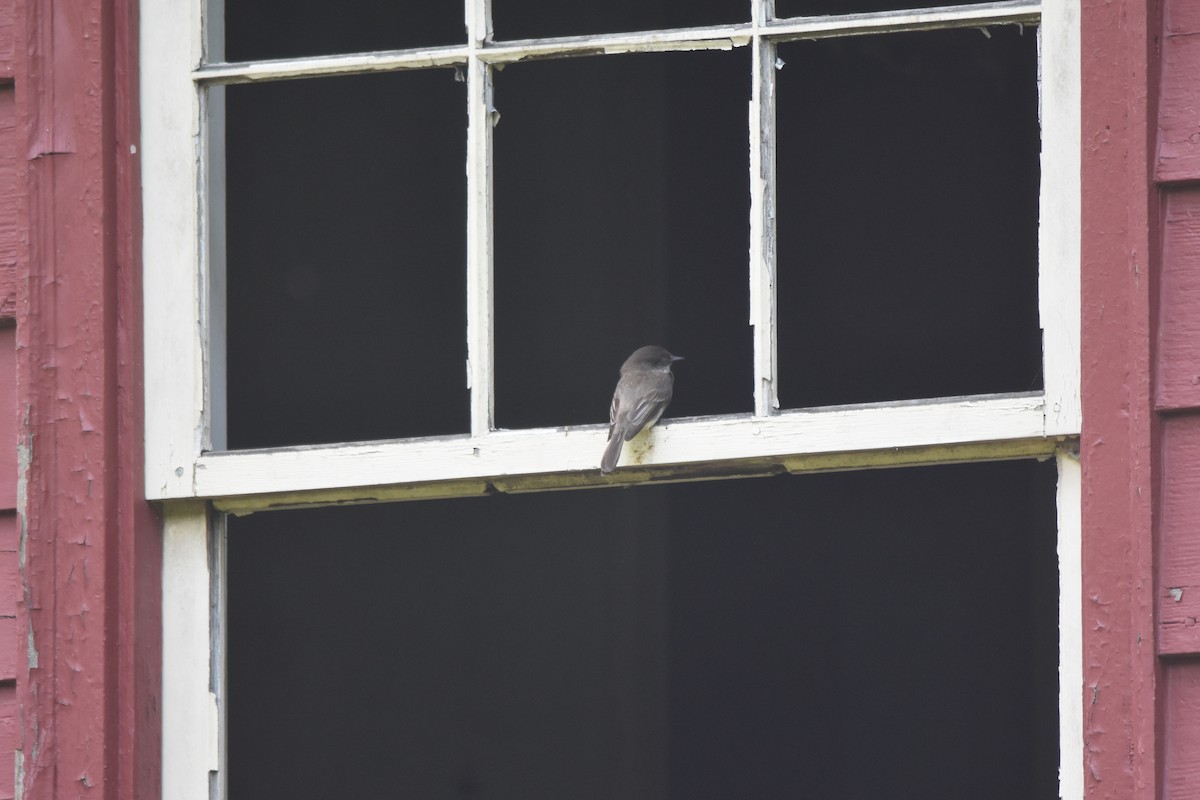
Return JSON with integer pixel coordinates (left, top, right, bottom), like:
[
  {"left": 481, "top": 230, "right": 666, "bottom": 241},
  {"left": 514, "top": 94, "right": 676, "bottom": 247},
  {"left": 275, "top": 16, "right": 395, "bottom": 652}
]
[{"left": 142, "top": 1, "right": 1082, "bottom": 798}]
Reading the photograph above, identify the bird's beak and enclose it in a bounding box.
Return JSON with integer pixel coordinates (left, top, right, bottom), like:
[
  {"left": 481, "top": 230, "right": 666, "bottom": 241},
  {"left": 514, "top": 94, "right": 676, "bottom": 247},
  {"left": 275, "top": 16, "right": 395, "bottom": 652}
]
[{"left": 670, "top": 355, "right": 685, "bottom": 363}]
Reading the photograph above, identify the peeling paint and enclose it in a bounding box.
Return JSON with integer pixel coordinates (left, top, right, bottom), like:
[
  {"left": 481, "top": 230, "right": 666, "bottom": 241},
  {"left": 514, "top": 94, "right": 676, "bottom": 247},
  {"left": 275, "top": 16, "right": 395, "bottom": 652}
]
[{"left": 26, "top": 625, "right": 37, "bottom": 670}]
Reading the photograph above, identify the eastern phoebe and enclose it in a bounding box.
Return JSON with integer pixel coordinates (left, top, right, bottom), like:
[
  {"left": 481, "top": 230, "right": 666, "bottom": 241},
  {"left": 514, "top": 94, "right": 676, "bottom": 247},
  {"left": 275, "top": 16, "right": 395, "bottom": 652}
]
[{"left": 601, "top": 345, "right": 684, "bottom": 474}]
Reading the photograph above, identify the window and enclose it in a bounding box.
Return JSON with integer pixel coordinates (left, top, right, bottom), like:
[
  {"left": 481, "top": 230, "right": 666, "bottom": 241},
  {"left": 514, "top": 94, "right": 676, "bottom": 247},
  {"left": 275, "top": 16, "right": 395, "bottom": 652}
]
[{"left": 143, "top": 0, "right": 1081, "bottom": 797}]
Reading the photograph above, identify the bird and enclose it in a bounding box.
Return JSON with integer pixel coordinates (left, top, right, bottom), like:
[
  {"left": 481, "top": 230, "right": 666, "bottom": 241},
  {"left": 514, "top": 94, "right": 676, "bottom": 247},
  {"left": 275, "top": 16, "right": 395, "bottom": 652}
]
[{"left": 601, "top": 345, "right": 684, "bottom": 474}]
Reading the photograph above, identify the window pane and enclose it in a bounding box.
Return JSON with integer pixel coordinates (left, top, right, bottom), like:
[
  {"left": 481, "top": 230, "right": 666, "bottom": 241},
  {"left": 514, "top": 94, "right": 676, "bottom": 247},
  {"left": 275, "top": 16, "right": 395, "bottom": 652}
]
[
  {"left": 776, "top": 0, "right": 1000, "bottom": 16},
  {"left": 776, "top": 26, "right": 1041, "bottom": 407},
  {"left": 493, "top": 50, "right": 751, "bottom": 430},
  {"left": 228, "top": 459, "right": 1059, "bottom": 798},
  {"left": 224, "top": 71, "right": 467, "bottom": 449},
  {"left": 222, "top": 0, "right": 464, "bottom": 62},
  {"left": 495, "top": 0, "right": 746, "bottom": 41}
]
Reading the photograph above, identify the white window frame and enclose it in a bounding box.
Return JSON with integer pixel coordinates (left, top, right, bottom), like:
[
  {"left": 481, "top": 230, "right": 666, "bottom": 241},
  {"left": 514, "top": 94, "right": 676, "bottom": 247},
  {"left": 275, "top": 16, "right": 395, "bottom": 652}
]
[{"left": 142, "top": 1, "right": 1082, "bottom": 798}]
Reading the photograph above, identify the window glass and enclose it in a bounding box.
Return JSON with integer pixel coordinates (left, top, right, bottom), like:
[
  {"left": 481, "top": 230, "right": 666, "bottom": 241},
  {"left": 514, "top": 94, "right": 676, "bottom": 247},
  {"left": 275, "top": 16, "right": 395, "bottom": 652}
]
[
  {"left": 228, "top": 459, "right": 1059, "bottom": 798},
  {"left": 223, "top": 0, "right": 464, "bottom": 62},
  {"left": 495, "top": 0, "right": 747, "bottom": 42},
  {"left": 777, "top": 0, "right": 1002, "bottom": 17},
  {"left": 225, "top": 71, "right": 468, "bottom": 448},
  {"left": 776, "top": 26, "right": 1041, "bottom": 407},
  {"left": 493, "top": 50, "right": 751, "bottom": 430}
]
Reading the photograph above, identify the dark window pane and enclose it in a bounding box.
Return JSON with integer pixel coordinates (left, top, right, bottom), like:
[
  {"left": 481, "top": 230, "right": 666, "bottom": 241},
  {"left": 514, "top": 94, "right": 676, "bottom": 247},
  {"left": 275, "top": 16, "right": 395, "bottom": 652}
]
[
  {"left": 224, "top": 71, "right": 467, "bottom": 448},
  {"left": 776, "top": 26, "right": 1041, "bottom": 407},
  {"left": 777, "top": 0, "right": 1000, "bottom": 16},
  {"left": 223, "top": 0, "right": 464, "bottom": 62},
  {"left": 228, "top": 460, "right": 1059, "bottom": 799},
  {"left": 494, "top": 51, "right": 751, "bottom": 430},
  {"left": 495, "top": 0, "right": 746, "bottom": 41}
]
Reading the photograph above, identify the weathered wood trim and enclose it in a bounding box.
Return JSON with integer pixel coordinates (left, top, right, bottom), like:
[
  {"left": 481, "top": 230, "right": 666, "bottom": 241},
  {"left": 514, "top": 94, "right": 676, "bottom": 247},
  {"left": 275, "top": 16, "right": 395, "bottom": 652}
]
[
  {"left": 190, "top": 393, "right": 1058, "bottom": 507},
  {"left": 161, "top": 502, "right": 215, "bottom": 800},
  {"left": 191, "top": 1, "right": 1039, "bottom": 86},
  {"left": 1039, "top": 0, "right": 1082, "bottom": 437},
  {"left": 141, "top": 0, "right": 206, "bottom": 499},
  {"left": 749, "top": 0, "right": 778, "bottom": 416},
  {"left": 1057, "top": 448, "right": 1084, "bottom": 800},
  {"left": 1080, "top": 0, "right": 1160, "bottom": 794},
  {"left": 466, "top": 0, "right": 495, "bottom": 437},
  {"left": 15, "top": 0, "right": 161, "bottom": 797}
]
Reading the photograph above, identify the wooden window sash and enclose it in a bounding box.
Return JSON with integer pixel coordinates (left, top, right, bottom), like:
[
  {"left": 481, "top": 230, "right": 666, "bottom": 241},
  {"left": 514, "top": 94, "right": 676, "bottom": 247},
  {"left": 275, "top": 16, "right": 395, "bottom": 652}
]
[
  {"left": 146, "top": 3, "right": 1083, "bottom": 793},
  {"left": 146, "top": 0, "right": 1065, "bottom": 507}
]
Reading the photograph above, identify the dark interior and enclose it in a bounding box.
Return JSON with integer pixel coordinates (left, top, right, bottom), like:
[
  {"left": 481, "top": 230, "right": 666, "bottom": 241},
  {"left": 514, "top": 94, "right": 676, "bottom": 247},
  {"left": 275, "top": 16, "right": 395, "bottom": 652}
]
[
  {"left": 776, "top": 27, "right": 1042, "bottom": 406},
  {"left": 228, "top": 459, "right": 1060, "bottom": 798},
  {"left": 222, "top": 6, "right": 1039, "bottom": 449},
  {"left": 221, "top": 4, "right": 1056, "bottom": 796}
]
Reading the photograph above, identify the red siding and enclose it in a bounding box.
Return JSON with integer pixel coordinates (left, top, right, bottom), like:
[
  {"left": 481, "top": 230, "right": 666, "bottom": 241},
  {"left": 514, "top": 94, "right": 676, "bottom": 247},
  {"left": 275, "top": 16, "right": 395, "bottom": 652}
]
[
  {"left": 1157, "top": 2, "right": 1200, "bottom": 183},
  {"left": 0, "top": 686, "right": 13, "bottom": 800},
  {"left": 1158, "top": 414, "right": 1200, "bottom": 655},
  {"left": 1155, "top": 0, "right": 1200, "bottom": 795},
  {"left": 1157, "top": 190, "right": 1200, "bottom": 412},
  {"left": 0, "top": 0, "right": 10, "bottom": 81},
  {"left": 1081, "top": 0, "right": 1161, "bottom": 797},
  {"left": 9, "top": 0, "right": 160, "bottom": 798},
  {"left": 0, "top": 87, "right": 15, "bottom": 319},
  {"left": 0, "top": 329, "right": 13, "bottom": 511},
  {"left": 1163, "top": 662, "right": 1200, "bottom": 798},
  {"left": 0, "top": 2, "right": 19, "bottom": 793}
]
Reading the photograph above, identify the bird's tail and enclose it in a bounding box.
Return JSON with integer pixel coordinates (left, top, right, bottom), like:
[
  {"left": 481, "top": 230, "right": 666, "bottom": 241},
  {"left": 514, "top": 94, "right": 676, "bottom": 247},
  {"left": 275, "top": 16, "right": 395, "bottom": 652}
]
[{"left": 600, "top": 431, "right": 623, "bottom": 474}]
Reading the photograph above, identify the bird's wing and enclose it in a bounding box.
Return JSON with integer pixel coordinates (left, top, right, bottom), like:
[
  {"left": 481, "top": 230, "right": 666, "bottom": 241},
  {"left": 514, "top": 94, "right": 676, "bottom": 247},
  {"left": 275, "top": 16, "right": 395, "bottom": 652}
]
[{"left": 623, "top": 386, "right": 673, "bottom": 439}]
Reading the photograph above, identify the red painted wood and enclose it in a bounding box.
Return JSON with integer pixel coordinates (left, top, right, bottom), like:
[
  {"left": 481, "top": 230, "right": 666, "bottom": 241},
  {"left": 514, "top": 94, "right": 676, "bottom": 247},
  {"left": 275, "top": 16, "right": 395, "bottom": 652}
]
[
  {"left": 1081, "top": 0, "right": 1161, "bottom": 797},
  {"left": 0, "top": 0, "right": 12, "bottom": 80},
  {"left": 0, "top": 330, "right": 14, "bottom": 510},
  {"left": 1157, "top": 0, "right": 1200, "bottom": 183},
  {"left": 1158, "top": 414, "right": 1200, "bottom": 655},
  {"left": 1157, "top": 189, "right": 1200, "bottom": 411},
  {"left": 0, "top": 685, "right": 16, "bottom": 800},
  {"left": 0, "top": 514, "right": 16, "bottom": 681},
  {"left": 1155, "top": 7, "right": 1200, "bottom": 796},
  {"left": 12, "top": 0, "right": 161, "bottom": 797},
  {"left": 0, "top": 87, "right": 16, "bottom": 318},
  {"left": 1163, "top": 660, "right": 1200, "bottom": 800}
]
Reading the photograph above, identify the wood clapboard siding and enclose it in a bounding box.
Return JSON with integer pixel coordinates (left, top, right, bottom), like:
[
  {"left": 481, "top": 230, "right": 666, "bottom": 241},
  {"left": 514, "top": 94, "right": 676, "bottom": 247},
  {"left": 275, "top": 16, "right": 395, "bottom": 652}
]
[
  {"left": 0, "top": 0, "right": 18, "bottom": 786},
  {"left": 1157, "top": 190, "right": 1200, "bottom": 413},
  {"left": 1157, "top": 1, "right": 1200, "bottom": 183},
  {"left": 0, "top": 0, "right": 10, "bottom": 82},
  {"left": 1158, "top": 414, "right": 1200, "bottom": 655},
  {"left": 0, "top": 85, "right": 15, "bottom": 319},
  {"left": 9, "top": 0, "right": 160, "bottom": 795},
  {"left": 1156, "top": 0, "right": 1200, "bottom": 796},
  {"left": 1157, "top": 1, "right": 1200, "bottom": 644},
  {"left": 1081, "top": 0, "right": 1159, "bottom": 791},
  {"left": 1163, "top": 661, "right": 1200, "bottom": 799}
]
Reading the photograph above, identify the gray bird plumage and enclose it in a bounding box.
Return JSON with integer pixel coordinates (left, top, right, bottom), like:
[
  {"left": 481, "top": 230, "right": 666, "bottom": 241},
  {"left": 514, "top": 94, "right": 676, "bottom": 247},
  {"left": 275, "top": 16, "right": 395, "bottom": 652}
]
[{"left": 601, "top": 345, "right": 683, "bottom": 473}]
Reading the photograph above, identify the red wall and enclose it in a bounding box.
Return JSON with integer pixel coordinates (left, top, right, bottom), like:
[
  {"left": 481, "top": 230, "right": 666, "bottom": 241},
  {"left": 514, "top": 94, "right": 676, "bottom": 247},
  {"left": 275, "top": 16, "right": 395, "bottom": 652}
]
[
  {"left": 1083, "top": 0, "right": 1200, "bottom": 797},
  {"left": 5, "top": 0, "right": 160, "bottom": 798},
  {"left": 0, "top": 0, "right": 1185, "bottom": 798},
  {"left": 1155, "top": 1, "right": 1200, "bottom": 795},
  {"left": 0, "top": 1, "right": 20, "bottom": 796}
]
